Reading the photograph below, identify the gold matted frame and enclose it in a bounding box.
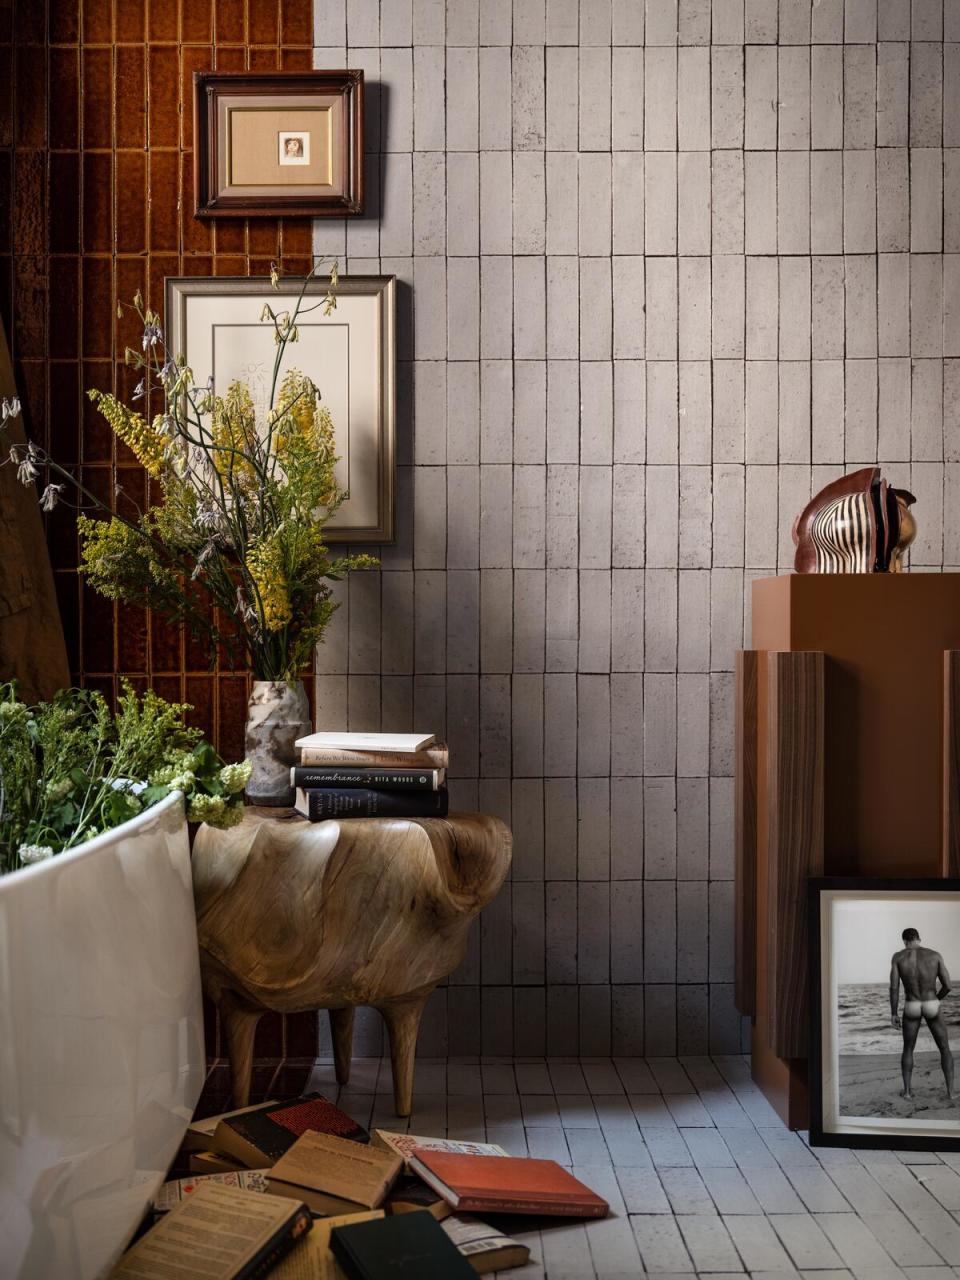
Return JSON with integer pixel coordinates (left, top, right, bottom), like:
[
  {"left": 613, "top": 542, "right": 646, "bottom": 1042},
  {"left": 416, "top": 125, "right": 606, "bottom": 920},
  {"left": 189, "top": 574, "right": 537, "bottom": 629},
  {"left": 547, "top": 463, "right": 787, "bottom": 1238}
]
[
  {"left": 165, "top": 275, "right": 395, "bottom": 544},
  {"left": 193, "top": 71, "right": 364, "bottom": 217}
]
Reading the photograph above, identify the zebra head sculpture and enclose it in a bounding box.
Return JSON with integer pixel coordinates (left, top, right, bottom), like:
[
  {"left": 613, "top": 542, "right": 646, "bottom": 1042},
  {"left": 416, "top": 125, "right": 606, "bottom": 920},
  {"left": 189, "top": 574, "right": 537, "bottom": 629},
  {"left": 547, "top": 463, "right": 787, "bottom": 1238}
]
[{"left": 792, "top": 467, "right": 916, "bottom": 574}]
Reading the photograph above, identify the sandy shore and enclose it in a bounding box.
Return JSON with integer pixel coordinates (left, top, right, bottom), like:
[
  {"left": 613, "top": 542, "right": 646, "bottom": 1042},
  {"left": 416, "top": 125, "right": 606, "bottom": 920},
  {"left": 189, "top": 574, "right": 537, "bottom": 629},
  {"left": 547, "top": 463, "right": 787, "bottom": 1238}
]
[{"left": 839, "top": 1051, "right": 960, "bottom": 1118}]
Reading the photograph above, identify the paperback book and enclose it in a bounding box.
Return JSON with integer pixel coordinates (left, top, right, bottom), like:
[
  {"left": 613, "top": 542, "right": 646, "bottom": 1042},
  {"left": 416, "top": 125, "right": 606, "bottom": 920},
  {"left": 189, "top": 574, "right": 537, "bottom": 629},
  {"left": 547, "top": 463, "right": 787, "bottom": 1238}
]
[
  {"left": 372, "top": 1131, "right": 507, "bottom": 1169},
  {"left": 266, "top": 1130, "right": 402, "bottom": 1216},
  {"left": 270, "top": 1211, "right": 384, "bottom": 1280},
  {"left": 109, "top": 1183, "right": 311, "bottom": 1280},
  {"left": 441, "top": 1216, "right": 531, "bottom": 1275},
  {"left": 153, "top": 1170, "right": 269, "bottom": 1213}
]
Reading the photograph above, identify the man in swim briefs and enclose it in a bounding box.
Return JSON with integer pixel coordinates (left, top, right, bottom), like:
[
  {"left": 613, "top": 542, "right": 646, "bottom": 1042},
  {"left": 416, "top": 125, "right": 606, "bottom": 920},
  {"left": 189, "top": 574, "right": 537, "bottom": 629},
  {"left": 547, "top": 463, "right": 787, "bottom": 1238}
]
[{"left": 890, "top": 927, "right": 955, "bottom": 1100}]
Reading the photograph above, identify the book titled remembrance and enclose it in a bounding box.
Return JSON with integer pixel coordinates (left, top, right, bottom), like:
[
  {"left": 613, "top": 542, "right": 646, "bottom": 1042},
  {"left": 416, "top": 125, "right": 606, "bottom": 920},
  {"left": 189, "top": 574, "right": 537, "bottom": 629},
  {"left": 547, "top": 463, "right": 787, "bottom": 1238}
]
[
  {"left": 291, "top": 767, "right": 445, "bottom": 790},
  {"left": 295, "top": 787, "right": 449, "bottom": 819}
]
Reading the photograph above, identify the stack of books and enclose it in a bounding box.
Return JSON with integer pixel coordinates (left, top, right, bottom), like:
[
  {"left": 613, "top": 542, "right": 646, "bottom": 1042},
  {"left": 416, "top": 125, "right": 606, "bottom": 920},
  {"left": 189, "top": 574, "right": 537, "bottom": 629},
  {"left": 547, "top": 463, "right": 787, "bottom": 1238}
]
[
  {"left": 291, "top": 731, "right": 450, "bottom": 820},
  {"left": 114, "top": 1090, "right": 610, "bottom": 1279}
]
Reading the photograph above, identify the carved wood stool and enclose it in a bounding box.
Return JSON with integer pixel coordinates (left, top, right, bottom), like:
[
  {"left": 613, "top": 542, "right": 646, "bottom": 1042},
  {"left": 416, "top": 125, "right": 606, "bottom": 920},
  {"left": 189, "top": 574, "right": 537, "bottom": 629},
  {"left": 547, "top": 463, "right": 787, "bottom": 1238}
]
[{"left": 191, "top": 808, "right": 512, "bottom": 1116}]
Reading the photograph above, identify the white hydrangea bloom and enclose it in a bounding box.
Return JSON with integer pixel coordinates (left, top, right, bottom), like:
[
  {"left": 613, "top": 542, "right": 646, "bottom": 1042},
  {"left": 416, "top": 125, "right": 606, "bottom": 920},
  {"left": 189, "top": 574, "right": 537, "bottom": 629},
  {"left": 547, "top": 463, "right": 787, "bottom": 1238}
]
[{"left": 19, "top": 844, "right": 54, "bottom": 865}]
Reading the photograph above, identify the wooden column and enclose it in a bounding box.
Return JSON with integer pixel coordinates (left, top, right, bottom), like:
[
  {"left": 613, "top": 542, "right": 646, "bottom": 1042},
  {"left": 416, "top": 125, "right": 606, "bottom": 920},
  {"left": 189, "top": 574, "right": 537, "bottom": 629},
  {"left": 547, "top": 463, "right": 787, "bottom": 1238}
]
[
  {"left": 734, "top": 650, "right": 759, "bottom": 1017},
  {"left": 765, "top": 651, "right": 824, "bottom": 1059}
]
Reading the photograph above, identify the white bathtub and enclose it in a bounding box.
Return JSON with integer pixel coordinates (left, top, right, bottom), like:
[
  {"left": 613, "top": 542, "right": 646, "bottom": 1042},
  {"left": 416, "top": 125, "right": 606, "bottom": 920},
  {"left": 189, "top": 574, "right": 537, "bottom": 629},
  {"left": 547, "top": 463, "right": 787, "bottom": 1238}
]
[{"left": 0, "top": 791, "right": 204, "bottom": 1280}]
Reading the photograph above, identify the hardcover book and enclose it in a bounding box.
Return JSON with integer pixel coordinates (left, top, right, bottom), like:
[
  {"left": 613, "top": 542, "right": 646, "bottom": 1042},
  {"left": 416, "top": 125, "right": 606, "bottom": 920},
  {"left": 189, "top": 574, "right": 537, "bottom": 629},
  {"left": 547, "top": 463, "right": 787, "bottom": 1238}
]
[
  {"left": 441, "top": 1215, "right": 531, "bottom": 1275},
  {"left": 270, "top": 1211, "right": 384, "bottom": 1280},
  {"left": 299, "top": 742, "right": 448, "bottom": 769},
  {"left": 109, "top": 1183, "right": 312, "bottom": 1279},
  {"left": 407, "top": 1151, "right": 609, "bottom": 1218},
  {"left": 372, "top": 1130, "right": 507, "bottom": 1169},
  {"left": 295, "top": 787, "right": 449, "bottom": 820},
  {"left": 291, "top": 767, "right": 445, "bottom": 791},
  {"left": 330, "top": 1211, "right": 476, "bottom": 1280},
  {"left": 295, "top": 732, "right": 436, "bottom": 752},
  {"left": 212, "top": 1093, "right": 369, "bottom": 1169},
  {"left": 266, "top": 1130, "right": 403, "bottom": 1216}
]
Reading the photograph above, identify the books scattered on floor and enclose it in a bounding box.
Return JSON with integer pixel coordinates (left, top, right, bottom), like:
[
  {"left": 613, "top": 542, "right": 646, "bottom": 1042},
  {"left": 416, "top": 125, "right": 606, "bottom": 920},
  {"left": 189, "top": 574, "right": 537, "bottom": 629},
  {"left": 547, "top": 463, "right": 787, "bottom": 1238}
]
[
  {"left": 330, "top": 1209, "right": 477, "bottom": 1279},
  {"left": 372, "top": 1129, "right": 508, "bottom": 1168},
  {"left": 407, "top": 1150, "right": 610, "bottom": 1218},
  {"left": 148, "top": 1090, "right": 615, "bottom": 1278},
  {"left": 266, "top": 1130, "right": 403, "bottom": 1216},
  {"left": 110, "top": 1182, "right": 311, "bottom": 1279},
  {"left": 212, "top": 1093, "right": 370, "bottom": 1168},
  {"left": 292, "top": 732, "right": 451, "bottom": 821},
  {"left": 152, "top": 1169, "right": 270, "bottom": 1213}
]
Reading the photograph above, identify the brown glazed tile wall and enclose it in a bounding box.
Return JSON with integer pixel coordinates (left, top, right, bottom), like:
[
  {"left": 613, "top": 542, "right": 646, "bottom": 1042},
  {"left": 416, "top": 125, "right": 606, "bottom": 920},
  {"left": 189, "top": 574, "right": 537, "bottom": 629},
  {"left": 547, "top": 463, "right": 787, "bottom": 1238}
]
[{"left": 0, "top": 0, "right": 317, "bottom": 1062}]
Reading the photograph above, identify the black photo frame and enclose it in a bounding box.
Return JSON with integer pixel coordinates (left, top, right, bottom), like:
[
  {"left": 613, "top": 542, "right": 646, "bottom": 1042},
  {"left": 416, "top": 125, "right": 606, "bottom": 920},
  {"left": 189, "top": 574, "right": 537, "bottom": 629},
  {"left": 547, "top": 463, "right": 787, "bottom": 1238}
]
[{"left": 810, "top": 877, "right": 960, "bottom": 1150}]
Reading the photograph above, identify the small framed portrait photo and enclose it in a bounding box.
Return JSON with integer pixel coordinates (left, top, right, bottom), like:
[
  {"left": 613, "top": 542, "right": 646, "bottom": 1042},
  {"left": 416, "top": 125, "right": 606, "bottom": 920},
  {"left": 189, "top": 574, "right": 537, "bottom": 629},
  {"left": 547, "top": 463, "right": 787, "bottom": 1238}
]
[
  {"left": 193, "top": 70, "right": 363, "bottom": 217},
  {"left": 810, "top": 878, "right": 960, "bottom": 1150},
  {"left": 279, "top": 131, "right": 310, "bottom": 165}
]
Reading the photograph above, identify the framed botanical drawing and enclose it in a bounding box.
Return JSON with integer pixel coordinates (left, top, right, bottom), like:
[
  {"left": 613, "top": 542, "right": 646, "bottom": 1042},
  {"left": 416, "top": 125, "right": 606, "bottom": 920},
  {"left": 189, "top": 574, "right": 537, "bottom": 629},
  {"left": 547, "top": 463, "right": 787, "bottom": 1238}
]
[
  {"left": 193, "top": 71, "right": 364, "bottom": 217},
  {"left": 810, "top": 878, "right": 960, "bottom": 1150},
  {"left": 165, "top": 275, "right": 395, "bottom": 544}
]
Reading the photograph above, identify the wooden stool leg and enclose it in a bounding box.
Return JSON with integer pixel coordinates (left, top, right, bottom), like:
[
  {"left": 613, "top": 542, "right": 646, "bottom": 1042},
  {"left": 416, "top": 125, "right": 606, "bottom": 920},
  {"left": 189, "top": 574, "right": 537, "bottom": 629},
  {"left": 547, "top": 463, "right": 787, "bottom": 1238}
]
[
  {"left": 220, "top": 994, "right": 262, "bottom": 1108},
  {"left": 378, "top": 990, "right": 432, "bottom": 1118},
  {"left": 328, "top": 1007, "right": 355, "bottom": 1085}
]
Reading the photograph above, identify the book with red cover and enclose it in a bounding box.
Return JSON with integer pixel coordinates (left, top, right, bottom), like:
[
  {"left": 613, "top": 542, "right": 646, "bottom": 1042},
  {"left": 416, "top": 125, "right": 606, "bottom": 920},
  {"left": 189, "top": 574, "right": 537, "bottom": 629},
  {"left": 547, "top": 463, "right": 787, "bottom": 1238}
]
[
  {"left": 407, "top": 1151, "right": 609, "bottom": 1218},
  {"left": 212, "top": 1093, "right": 369, "bottom": 1168}
]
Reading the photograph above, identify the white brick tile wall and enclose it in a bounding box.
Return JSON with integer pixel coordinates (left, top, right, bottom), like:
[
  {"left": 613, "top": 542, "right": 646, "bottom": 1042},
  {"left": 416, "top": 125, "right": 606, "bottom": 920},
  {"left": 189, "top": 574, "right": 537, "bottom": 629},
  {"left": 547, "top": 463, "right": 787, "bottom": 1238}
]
[{"left": 317, "top": 0, "right": 952, "bottom": 1056}]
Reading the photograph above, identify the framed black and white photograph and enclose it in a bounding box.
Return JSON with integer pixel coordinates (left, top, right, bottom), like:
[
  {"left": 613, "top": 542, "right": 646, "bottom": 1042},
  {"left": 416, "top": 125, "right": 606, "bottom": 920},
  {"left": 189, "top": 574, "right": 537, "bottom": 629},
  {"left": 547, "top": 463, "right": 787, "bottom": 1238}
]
[
  {"left": 810, "top": 878, "right": 960, "bottom": 1149},
  {"left": 165, "top": 274, "right": 395, "bottom": 544}
]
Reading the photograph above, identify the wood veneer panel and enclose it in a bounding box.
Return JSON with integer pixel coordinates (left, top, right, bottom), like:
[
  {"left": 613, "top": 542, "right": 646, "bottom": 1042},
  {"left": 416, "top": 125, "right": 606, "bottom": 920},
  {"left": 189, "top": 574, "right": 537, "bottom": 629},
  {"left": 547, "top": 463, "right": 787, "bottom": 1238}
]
[
  {"left": 945, "top": 651, "right": 960, "bottom": 876},
  {"left": 735, "top": 649, "right": 758, "bottom": 1017},
  {"left": 766, "top": 650, "right": 824, "bottom": 1060}
]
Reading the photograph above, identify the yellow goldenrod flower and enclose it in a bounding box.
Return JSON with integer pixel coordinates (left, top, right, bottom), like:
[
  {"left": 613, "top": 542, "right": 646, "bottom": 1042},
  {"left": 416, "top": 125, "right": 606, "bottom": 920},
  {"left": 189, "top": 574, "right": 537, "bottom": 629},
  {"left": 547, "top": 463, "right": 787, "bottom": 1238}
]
[
  {"left": 247, "top": 535, "right": 292, "bottom": 631},
  {"left": 87, "top": 390, "right": 165, "bottom": 477}
]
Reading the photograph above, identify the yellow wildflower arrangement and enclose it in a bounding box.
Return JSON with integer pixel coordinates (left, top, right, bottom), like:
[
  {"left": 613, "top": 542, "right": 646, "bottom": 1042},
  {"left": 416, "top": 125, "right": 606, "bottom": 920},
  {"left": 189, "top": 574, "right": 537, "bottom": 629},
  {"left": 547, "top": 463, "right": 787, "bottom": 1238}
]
[{"left": 14, "top": 261, "right": 376, "bottom": 682}]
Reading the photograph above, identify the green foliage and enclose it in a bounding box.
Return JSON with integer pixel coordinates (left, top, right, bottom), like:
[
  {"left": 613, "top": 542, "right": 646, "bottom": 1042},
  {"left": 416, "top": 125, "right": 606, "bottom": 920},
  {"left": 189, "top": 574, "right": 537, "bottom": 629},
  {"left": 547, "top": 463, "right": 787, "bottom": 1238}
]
[{"left": 0, "top": 682, "right": 250, "bottom": 876}]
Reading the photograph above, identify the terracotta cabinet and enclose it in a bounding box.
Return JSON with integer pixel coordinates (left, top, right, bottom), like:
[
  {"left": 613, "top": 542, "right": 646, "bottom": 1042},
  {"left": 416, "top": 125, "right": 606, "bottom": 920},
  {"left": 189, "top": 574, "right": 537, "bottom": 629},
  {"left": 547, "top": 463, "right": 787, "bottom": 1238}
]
[{"left": 736, "top": 574, "right": 960, "bottom": 1127}]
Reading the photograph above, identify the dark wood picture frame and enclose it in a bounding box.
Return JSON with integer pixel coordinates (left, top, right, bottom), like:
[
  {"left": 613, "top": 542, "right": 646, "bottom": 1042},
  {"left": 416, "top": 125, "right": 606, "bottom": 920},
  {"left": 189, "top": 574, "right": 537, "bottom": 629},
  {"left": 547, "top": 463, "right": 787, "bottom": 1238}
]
[
  {"left": 193, "top": 71, "right": 364, "bottom": 218},
  {"left": 810, "top": 876, "right": 960, "bottom": 1151}
]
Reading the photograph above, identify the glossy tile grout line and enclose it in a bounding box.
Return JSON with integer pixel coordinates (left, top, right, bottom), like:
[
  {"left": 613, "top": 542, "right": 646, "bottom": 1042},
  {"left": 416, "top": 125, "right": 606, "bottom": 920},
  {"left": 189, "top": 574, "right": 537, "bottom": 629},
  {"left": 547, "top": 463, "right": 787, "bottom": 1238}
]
[{"left": 199, "top": 1052, "right": 960, "bottom": 1277}]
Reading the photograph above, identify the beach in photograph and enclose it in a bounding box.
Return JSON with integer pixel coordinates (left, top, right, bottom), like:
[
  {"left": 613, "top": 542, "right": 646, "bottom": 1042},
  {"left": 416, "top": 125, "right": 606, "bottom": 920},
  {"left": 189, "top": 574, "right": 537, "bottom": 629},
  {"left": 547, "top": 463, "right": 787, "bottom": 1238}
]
[
  {"left": 838, "top": 983, "right": 960, "bottom": 1055},
  {"left": 836, "top": 983, "right": 960, "bottom": 1118},
  {"left": 839, "top": 1051, "right": 960, "bottom": 1119}
]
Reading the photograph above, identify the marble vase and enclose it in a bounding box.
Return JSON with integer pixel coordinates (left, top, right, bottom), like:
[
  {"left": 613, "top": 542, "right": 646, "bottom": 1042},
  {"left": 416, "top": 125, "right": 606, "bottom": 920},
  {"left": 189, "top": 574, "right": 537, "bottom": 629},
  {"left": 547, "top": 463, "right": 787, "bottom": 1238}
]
[{"left": 244, "top": 680, "right": 311, "bottom": 807}]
